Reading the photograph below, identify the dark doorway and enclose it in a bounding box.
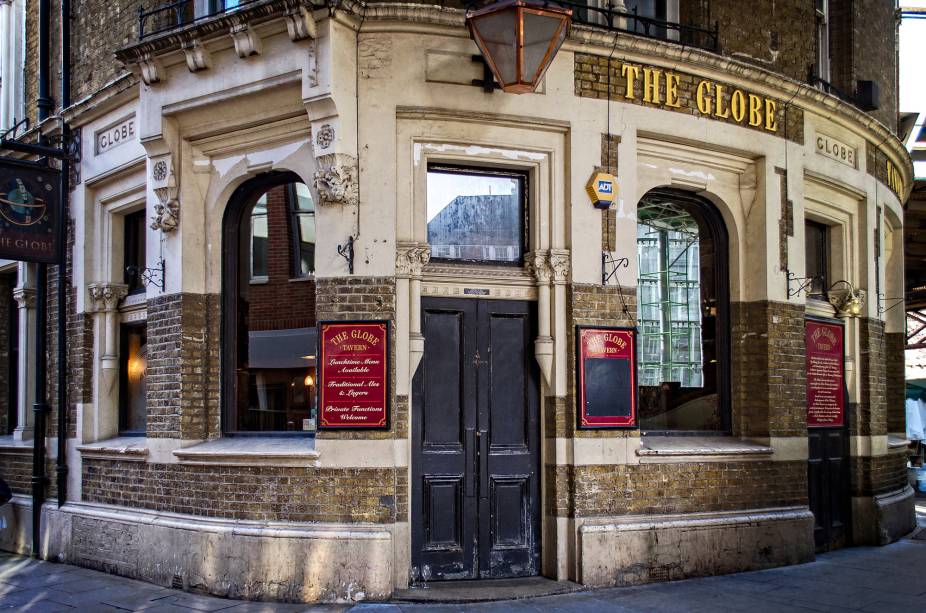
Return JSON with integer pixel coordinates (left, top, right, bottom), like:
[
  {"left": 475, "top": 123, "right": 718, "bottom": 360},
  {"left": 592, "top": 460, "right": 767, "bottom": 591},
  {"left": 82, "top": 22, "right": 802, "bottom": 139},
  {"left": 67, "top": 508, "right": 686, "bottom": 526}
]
[
  {"left": 808, "top": 425, "right": 850, "bottom": 551},
  {"left": 412, "top": 297, "right": 540, "bottom": 580}
]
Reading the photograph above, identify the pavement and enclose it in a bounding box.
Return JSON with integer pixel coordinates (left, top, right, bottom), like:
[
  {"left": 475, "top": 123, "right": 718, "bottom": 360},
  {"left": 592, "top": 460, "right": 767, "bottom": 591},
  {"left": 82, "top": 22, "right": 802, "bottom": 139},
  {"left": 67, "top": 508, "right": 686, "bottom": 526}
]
[{"left": 0, "top": 502, "right": 924, "bottom": 612}]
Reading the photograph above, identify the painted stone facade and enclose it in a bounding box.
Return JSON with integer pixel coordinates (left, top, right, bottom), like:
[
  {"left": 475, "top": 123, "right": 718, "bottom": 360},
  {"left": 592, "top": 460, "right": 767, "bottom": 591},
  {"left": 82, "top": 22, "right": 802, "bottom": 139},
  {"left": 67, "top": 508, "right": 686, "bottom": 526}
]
[{"left": 0, "top": 0, "right": 915, "bottom": 605}]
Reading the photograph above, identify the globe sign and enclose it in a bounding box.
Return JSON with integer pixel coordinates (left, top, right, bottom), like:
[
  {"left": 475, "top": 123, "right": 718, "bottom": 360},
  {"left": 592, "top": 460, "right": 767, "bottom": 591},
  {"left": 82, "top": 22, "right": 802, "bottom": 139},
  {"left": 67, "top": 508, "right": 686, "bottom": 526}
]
[{"left": 0, "top": 177, "right": 48, "bottom": 227}]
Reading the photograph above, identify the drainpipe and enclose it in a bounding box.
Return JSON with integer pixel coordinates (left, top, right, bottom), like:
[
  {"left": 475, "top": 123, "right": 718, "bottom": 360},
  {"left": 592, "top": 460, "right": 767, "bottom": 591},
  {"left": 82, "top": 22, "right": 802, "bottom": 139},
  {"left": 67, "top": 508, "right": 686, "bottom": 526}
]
[
  {"left": 57, "top": 0, "right": 70, "bottom": 508},
  {"left": 31, "top": 0, "right": 53, "bottom": 559}
]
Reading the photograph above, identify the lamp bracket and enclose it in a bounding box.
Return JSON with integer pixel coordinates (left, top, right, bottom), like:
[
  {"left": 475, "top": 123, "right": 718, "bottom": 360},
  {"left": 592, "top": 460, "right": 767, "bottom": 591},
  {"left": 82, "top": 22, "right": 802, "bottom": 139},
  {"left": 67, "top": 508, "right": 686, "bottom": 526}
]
[
  {"left": 470, "top": 55, "right": 501, "bottom": 93},
  {"left": 125, "top": 257, "right": 165, "bottom": 292},
  {"left": 787, "top": 270, "right": 823, "bottom": 298},
  {"left": 602, "top": 251, "right": 630, "bottom": 286},
  {"left": 877, "top": 293, "right": 904, "bottom": 315},
  {"left": 338, "top": 236, "right": 355, "bottom": 275}
]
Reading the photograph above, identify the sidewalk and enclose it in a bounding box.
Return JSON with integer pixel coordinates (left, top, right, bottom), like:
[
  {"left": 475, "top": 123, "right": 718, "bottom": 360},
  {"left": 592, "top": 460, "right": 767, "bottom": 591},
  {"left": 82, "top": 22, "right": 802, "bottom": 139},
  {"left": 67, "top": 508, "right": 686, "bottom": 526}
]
[{"left": 1, "top": 502, "right": 925, "bottom": 612}]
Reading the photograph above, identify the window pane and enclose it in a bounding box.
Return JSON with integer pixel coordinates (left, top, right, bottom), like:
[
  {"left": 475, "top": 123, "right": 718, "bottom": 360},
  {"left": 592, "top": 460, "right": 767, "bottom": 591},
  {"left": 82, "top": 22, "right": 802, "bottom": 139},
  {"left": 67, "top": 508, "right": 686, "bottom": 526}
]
[
  {"left": 123, "top": 210, "right": 147, "bottom": 294},
  {"left": 426, "top": 168, "right": 525, "bottom": 264},
  {"left": 251, "top": 214, "right": 268, "bottom": 278},
  {"left": 120, "top": 324, "right": 147, "bottom": 433},
  {"left": 294, "top": 183, "right": 314, "bottom": 212},
  {"left": 805, "top": 221, "right": 828, "bottom": 296},
  {"left": 292, "top": 182, "right": 315, "bottom": 277},
  {"left": 636, "top": 196, "right": 721, "bottom": 431}
]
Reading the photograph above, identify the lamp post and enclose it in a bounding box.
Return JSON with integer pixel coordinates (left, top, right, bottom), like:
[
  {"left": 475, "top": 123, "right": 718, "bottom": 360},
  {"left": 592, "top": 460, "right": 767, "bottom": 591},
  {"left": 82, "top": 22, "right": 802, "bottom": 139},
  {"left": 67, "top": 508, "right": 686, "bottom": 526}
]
[{"left": 466, "top": 0, "right": 572, "bottom": 94}]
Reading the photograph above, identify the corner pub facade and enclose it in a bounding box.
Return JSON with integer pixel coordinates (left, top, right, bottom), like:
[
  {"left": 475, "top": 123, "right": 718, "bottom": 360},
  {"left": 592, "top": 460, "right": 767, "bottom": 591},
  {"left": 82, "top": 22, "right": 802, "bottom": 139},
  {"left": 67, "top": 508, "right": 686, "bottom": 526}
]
[{"left": 0, "top": 0, "right": 916, "bottom": 603}]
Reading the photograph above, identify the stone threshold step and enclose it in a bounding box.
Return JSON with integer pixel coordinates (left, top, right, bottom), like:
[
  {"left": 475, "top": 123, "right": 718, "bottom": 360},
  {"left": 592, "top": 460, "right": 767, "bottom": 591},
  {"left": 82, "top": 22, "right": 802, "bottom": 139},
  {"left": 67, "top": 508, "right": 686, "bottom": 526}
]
[{"left": 392, "top": 576, "right": 585, "bottom": 603}]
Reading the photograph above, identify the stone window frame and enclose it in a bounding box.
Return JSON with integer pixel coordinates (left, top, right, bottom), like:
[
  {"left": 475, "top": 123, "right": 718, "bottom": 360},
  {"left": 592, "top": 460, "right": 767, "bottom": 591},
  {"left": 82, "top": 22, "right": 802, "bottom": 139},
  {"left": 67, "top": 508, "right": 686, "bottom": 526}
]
[{"left": 802, "top": 184, "right": 858, "bottom": 320}]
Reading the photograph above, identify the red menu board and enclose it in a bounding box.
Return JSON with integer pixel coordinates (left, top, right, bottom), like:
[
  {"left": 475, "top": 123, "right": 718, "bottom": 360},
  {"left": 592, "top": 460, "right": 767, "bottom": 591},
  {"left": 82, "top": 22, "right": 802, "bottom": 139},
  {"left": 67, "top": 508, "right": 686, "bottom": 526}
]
[
  {"left": 577, "top": 326, "right": 637, "bottom": 429},
  {"left": 318, "top": 321, "right": 390, "bottom": 430},
  {"left": 806, "top": 319, "right": 845, "bottom": 428}
]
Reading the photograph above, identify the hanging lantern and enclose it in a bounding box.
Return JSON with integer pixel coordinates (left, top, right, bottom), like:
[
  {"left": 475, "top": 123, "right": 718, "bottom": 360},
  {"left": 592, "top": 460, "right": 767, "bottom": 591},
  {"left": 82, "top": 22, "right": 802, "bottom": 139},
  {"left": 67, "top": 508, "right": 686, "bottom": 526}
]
[{"left": 466, "top": 0, "right": 572, "bottom": 94}]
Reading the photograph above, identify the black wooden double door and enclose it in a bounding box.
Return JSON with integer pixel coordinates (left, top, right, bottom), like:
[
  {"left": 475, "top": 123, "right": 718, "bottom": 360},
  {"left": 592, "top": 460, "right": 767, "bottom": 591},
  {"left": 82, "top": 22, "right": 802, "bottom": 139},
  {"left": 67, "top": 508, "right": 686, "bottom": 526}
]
[
  {"left": 808, "top": 426, "right": 850, "bottom": 551},
  {"left": 412, "top": 298, "right": 540, "bottom": 580}
]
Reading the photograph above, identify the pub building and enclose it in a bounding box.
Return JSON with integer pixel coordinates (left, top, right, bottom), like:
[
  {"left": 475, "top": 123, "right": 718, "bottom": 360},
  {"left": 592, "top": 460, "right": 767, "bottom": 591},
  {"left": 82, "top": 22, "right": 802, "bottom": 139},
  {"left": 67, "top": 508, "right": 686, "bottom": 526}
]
[{"left": 0, "top": 0, "right": 915, "bottom": 603}]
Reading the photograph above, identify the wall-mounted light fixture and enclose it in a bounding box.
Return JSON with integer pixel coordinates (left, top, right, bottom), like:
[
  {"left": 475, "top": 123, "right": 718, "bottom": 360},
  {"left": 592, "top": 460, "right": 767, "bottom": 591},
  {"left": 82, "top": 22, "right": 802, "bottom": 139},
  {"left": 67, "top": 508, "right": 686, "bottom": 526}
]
[
  {"left": 466, "top": 0, "right": 572, "bottom": 94},
  {"left": 826, "top": 280, "right": 865, "bottom": 318}
]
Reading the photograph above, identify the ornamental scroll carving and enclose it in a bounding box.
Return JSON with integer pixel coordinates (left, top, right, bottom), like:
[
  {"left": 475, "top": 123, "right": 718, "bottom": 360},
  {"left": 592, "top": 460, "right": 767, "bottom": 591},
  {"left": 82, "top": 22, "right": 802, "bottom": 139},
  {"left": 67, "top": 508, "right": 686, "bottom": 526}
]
[
  {"left": 88, "top": 283, "right": 129, "bottom": 312},
  {"left": 395, "top": 243, "right": 431, "bottom": 278},
  {"left": 313, "top": 155, "right": 359, "bottom": 207}
]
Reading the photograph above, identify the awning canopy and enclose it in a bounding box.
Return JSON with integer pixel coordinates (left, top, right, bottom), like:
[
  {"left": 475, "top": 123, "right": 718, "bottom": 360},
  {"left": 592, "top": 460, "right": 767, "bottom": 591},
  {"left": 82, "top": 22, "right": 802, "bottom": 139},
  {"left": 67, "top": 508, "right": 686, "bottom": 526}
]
[{"left": 248, "top": 327, "right": 316, "bottom": 369}]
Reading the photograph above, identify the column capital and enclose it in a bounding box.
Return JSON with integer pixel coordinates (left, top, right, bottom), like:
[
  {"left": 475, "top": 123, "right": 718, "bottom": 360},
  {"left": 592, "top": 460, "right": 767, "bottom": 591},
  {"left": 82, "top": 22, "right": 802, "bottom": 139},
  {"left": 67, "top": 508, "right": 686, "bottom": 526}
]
[
  {"left": 88, "top": 283, "right": 129, "bottom": 312},
  {"left": 395, "top": 242, "right": 431, "bottom": 279},
  {"left": 12, "top": 287, "right": 35, "bottom": 309}
]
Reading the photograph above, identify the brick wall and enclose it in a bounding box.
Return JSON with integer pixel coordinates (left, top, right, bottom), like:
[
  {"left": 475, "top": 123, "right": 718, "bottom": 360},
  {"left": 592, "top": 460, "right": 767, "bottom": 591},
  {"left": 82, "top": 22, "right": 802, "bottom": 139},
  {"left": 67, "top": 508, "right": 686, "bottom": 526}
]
[
  {"left": 856, "top": 317, "right": 886, "bottom": 437},
  {"left": 247, "top": 185, "right": 316, "bottom": 332},
  {"left": 0, "top": 449, "right": 31, "bottom": 495},
  {"left": 731, "top": 301, "right": 807, "bottom": 438},
  {"left": 884, "top": 332, "right": 905, "bottom": 434},
  {"left": 546, "top": 460, "right": 807, "bottom": 518},
  {"left": 850, "top": 449, "right": 908, "bottom": 498},
  {"left": 82, "top": 459, "right": 403, "bottom": 523},
  {"left": 146, "top": 293, "right": 221, "bottom": 440},
  {"left": 315, "top": 277, "right": 403, "bottom": 440},
  {"left": 829, "top": 0, "right": 899, "bottom": 132}
]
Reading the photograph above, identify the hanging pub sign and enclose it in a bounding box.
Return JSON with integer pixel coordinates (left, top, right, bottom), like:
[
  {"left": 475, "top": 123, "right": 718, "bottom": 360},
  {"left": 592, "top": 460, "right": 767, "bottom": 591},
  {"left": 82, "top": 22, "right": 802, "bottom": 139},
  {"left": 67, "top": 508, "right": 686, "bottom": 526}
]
[
  {"left": 576, "top": 326, "right": 638, "bottom": 429},
  {"left": 806, "top": 319, "right": 845, "bottom": 428},
  {"left": 318, "top": 320, "right": 390, "bottom": 430},
  {"left": 0, "top": 158, "right": 61, "bottom": 264}
]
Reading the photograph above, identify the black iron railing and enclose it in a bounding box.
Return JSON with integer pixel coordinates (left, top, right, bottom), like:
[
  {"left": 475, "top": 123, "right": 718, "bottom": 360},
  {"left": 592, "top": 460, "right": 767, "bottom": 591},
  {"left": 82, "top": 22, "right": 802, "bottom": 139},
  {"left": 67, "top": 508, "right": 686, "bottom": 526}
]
[
  {"left": 138, "top": 0, "right": 263, "bottom": 39},
  {"left": 550, "top": 1, "right": 719, "bottom": 53},
  {"left": 139, "top": 0, "right": 719, "bottom": 52},
  {"left": 808, "top": 74, "right": 854, "bottom": 104}
]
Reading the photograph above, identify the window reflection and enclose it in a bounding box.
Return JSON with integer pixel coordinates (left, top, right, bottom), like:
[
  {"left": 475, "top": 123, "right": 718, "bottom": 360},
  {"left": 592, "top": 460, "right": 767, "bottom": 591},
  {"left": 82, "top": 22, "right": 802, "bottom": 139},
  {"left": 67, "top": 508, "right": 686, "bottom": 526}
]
[
  {"left": 426, "top": 166, "right": 526, "bottom": 265},
  {"left": 636, "top": 195, "right": 724, "bottom": 431},
  {"left": 234, "top": 180, "right": 317, "bottom": 433}
]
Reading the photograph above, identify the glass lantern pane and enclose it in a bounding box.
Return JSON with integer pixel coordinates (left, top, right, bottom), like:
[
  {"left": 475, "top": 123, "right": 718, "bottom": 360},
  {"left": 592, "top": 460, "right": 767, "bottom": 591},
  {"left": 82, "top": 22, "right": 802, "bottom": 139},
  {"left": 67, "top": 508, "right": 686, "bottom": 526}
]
[
  {"left": 522, "top": 11, "right": 567, "bottom": 82},
  {"left": 472, "top": 10, "right": 518, "bottom": 85}
]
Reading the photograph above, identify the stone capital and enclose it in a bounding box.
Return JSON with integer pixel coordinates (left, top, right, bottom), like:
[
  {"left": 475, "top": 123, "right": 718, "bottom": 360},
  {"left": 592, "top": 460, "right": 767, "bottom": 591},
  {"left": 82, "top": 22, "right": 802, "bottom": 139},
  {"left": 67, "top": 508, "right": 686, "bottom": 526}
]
[
  {"left": 12, "top": 287, "right": 35, "bottom": 309},
  {"left": 549, "top": 250, "right": 571, "bottom": 284},
  {"left": 396, "top": 242, "right": 431, "bottom": 278},
  {"left": 88, "top": 283, "right": 129, "bottom": 312},
  {"left": 526, "top": 251, "right": 552, "bottom": 284}
]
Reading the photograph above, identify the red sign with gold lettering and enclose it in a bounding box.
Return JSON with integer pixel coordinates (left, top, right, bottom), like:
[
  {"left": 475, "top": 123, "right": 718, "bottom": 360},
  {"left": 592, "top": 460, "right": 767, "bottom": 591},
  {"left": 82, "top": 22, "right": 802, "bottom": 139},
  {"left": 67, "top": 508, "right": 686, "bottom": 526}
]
[
  {"left": 577, "top": 326, "right": 637, "bottom": 429},
  {"left": 318, "top": 321, "right": 390, "bottom": 430},
  {"left": 806, "top": 319, "right": 845, "bottom": 428}
]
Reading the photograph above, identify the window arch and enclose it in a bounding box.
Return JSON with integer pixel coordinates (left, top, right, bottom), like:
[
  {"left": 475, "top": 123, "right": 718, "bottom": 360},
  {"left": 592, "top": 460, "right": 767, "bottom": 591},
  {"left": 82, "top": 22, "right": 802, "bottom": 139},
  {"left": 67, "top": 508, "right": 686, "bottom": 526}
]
[
  {"left": 222, "top": 172, "right": 318, "bottom": 434},
  {"left": 635, "top": 188, "right": 730, "bottom": 432}
]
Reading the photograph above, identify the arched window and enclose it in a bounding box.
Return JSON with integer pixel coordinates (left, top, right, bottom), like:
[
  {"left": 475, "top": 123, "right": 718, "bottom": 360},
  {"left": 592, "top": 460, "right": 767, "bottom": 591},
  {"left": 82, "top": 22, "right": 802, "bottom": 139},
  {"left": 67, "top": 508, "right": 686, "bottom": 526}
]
[
  {"left": 222, "top": 172, "right": 317, "bottom": 434},
  {"left": 636, "top": 188, "right": 729, "bottom": 432}
]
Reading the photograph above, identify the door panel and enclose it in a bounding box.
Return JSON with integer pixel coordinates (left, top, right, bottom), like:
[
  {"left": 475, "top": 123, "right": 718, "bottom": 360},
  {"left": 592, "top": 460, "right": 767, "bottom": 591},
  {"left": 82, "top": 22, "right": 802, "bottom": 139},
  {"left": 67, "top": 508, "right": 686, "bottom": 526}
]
[
  {"left": 808, "top": 426, "right": 849, "bottom": 551},
  {"left": 412, "top": 297, "right": 539, "bottom": 580}
]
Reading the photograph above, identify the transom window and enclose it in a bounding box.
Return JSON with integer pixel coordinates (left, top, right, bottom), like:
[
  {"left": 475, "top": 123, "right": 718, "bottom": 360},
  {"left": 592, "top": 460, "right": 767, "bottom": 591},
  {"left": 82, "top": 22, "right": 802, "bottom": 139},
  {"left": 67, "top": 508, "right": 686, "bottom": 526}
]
[
  {"left": 636, "top": 189, "right": 729, "bottom": 432},
  {"left": 426, "top": 165, "right": 527, "bottom": 265},
  {"left": 224, "top": 173, "right": 318, "bottom": 434}
]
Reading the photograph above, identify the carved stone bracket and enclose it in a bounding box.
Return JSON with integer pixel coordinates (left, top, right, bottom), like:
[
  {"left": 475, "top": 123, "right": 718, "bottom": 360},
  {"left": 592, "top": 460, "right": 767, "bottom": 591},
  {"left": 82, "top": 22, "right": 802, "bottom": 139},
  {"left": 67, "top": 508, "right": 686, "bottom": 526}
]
[
  {"left": 88, "top": 283, "right": 129, "bottom": 313},
  {"left": 396, "top": 243, "right": 431, "bottom": 278},
  {"left": 285, "top": 6, "right": 317, "bottom": 41},
  {"left": 313, "top": 154, "right": 359, "bottom": 207},
  {"left": 12, "top": 288, "right": 35, "bottom": 310},
  {"left": 150, "top": 155, "right": 180, "bottom": 232},
  {"left": 230, "top": 23, "right": 262, "bottom": 58},
  {"left": 139, "top": 53, "right": 164, "bottom": 85},
  {"left": 182, "top": 39, "right": 211, "bottom": 72}
]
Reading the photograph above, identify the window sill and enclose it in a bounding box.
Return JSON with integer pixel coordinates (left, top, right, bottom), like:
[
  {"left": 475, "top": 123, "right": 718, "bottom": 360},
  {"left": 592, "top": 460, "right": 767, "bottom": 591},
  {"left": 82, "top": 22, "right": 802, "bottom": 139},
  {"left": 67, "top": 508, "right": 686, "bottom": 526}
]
[
  {"left": 637, "top": 435, "right": 773, "bottom": 460},
  {"left": 888, "top": 435, "right": 910, "bottom": 450},
  {"left": 77, "top": 437, "right": 150, "bottom": 462},
  {"left": 173, "top": 437, "right": 319, "bottom": 467},
  {"left": 288, "top": 275, "right": 315, "bottom": 283},
  {"left": 0, "top": 435, "right": 33, "bottom": 452},
  {"left": 249, "top": 276, "right": 269, "bottom": 285}
]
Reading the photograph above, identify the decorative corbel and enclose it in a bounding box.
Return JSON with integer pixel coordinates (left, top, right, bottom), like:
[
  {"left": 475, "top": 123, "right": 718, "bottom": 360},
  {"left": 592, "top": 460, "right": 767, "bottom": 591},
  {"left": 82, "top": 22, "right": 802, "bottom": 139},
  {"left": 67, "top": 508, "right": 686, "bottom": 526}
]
[
  {"left": 313, "top": 154, "right": 359, "bottom": 207},
  {"left": 527, "top": 251, "right": 555, "bottom": 386},
  {"left": 285, "top": 6, "right": 317, "bottom": 41},
  {"left": 230, "top": 23, "right": 262, "bottom": 58},
  {"left": 150, "top": 156, "right": 180, "bottom": 233},
  {"left": 182, "top": 39, "right": 212, "bottom": 72},
  {"left": 138, "top": 54, "right": 164, "bottom": 85}
]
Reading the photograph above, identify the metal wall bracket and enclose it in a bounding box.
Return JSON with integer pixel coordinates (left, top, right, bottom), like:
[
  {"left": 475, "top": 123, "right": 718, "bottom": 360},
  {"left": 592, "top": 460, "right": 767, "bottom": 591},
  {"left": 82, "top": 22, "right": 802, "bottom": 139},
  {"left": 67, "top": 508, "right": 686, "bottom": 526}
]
[
  {"left": 126, "top": 257, "right": 166, "bottom": 291},
  {"left": 338, "top": 236, "right": 355, "bottom": 274},
  {"left": 602, "top": 251, "right": 630, "bottom": 285}
]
